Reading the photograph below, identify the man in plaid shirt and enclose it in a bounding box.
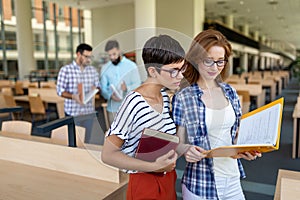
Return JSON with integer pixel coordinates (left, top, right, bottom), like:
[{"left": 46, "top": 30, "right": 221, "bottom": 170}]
[{"left": 57, "top": 43, "right": 100, "bottom": 143}]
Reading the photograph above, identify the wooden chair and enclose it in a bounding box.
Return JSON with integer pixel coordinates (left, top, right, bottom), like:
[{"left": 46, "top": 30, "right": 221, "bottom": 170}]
[
  {"left": 227, "top": 81, "right": 238, "bottom": 85},
  {"left": 1, "top": 87, "right": 13, "bottom": 96},
  {"left": 2, "top": 94, "right": 22, "bottom": 119},
  {"left": 14, "top": 81, "right": 24, "bottom": 95},
  {"left": 274, "top": 169, "right": 300, "bottom": 200},
  {"left": 3, "top": 94, "right": 17, "bottom": 107},
  {"left": 1, "top": 120, "right": 32, "bottom": 135},
  {"left": 237, "top": 90, "right": 251, "bottom": 114},
  {"left": 51, "top": 125, "right": 86, "bottom": 147},
  {"left": 28, "top": 95, "right": 55, "bottom": 123}
]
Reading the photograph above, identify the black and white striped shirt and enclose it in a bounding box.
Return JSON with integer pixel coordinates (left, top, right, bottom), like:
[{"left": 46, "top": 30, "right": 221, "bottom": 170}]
[{"left": 107, "top": 90, "right": 176, "bottom": 173}]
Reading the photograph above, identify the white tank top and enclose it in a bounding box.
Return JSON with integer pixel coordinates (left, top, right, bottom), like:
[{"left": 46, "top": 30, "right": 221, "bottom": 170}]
[{"left": 206, "top": 103, "right": 240, "bottom": 177}]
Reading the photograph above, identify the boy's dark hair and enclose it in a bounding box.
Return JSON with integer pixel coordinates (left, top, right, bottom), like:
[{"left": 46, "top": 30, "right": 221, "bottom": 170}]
[
  {"left": 76, "top": 43, "right": 93, "bottom": 54},
  {"left": 142, "top": 35, "right": 185, "bottom": 75},
  {"left": 105, "top": 40, "right": 119, "bottom": 52}
]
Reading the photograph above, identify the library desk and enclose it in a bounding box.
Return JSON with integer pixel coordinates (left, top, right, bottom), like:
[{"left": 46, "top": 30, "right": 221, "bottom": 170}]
[
  {"left": 14, "top": 95, "right": 65, "bottom": 118},
  {"left": 0, "top": 133, "right": 128, "bottom": 199},
  {"left": 229, "top": 83, "right": 265, "bottom": 108},
  {"left": 0, "top": 159, "right": 128, "bottom": 200}
]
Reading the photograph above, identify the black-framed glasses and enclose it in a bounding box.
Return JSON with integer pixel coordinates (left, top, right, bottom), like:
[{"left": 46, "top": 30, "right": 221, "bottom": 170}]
[
  {"left": 202, "top": 59, "right": 227, "bottom": 67},
  {"left": 81, "top": 54, "right": 94, "bottom": 60},
  {"left": 155, "top": 64, "right": 187, "bottom": 78}
]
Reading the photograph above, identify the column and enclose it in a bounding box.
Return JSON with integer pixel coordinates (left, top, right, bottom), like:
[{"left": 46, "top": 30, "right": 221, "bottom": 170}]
[
  {"left": 252, "top": 55, "right": 259, "bottom": 71},
  {"left": 15, "top": 0, "right": 36, "bottom": 79},
  {"left": 228, "top": 56, "right": 234, "bottom": 76},
  {"left": 260, "top": 56, "right": 265, "bottom": 70},
  {"left": 193, "top": 0, "right": 205, "bottom": 36},
  {"left": 225, "top": 14, "right": 234, "bottom": 29},
  {"left": 134, "top": 0, "right": 156, "bottom": 81},
  {"left": 83, "top": 10, "right": 92, "bottom": 45},
  {"left": 254, "top": 31, "right": 259, "bottom": 41},
  {"left": 242, "top": 24, "right": 249, "bottom": 37},
  {"left": 240, "top": 52, "right": 248, "bottom": 73}
]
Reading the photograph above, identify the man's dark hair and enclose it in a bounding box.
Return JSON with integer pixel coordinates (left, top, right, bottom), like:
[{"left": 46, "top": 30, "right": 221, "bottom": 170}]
[
  {"left": 105, "top": 40, "right": 119, "bottom": 52},
  {"left": 76, "top": 43, "right": 93, "bottom": 54},
  {"left": 142, "top": 35, "right": 185, "bottom": 73}
]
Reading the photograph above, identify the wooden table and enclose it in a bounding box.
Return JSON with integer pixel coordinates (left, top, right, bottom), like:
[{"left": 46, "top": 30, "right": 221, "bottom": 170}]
[
  {"left": 230, "top": 83, "right": 265, "bottom": 108},
  {"left": 0, "top": 132, "right": 128, "bottom": 199},
  {"left": 14, "top": 95, "right": 65, "bottom": 118},
  {"left": 0, "top": 159, "right": 128, "bottom": 200},
  {"left": 260, "top": 79, "right": 277, "bottom": 102}
]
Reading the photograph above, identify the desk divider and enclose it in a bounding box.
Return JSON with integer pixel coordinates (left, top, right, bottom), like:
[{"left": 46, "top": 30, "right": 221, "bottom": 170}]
[{"left": 0, "top": 136, "right": 123, "bottom": 184}]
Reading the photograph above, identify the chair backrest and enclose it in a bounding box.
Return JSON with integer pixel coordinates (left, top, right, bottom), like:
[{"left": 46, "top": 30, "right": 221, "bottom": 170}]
[
  {"left": 237, "top": 90, "right": 250, "bottom": 102},
  {"left": 3, "top": 94, "right": 17, "bottom": 107},
  {"left": 248, "top": 81, "right": 261, "bottom": 85},
  {"left": 227, "top": 81, "right": 238, "bottom": 85},
  {"left": 51, "top": 125, "right": 86, "bottom": 147},
  {"left": 1, "top": 120, "right": 32, "bottom": 134},
  {"left": 15, "top": 81, "right": 24, "bottom": 95},
  {"left": 274, "top": 169, "right": 300, "bottom": 200},
  {"left": 1, "top": 87, "right": 13, "bottom": 96},
  {"left": 28, "top": 95, "right": 46, "bottom": 114}
]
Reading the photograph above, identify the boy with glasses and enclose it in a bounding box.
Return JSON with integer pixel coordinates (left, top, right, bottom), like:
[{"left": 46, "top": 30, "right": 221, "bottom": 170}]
[{"left": 56, "top": 43, "right": 100, "bottom": 143}]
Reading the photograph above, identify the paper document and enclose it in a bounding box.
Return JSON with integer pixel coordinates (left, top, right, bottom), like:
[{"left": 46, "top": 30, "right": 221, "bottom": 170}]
[
  {"left": 205, "top": 97, "right": 284, "bottom": 157},
  {"left": 78, "top": 83, "right": 99, "bottom": 104},
  {"left": 110, "top": 84, "right": 123, "bottom": 100},
  {"left": 83, "top": 88, "right": 99, "bottom": 104}
]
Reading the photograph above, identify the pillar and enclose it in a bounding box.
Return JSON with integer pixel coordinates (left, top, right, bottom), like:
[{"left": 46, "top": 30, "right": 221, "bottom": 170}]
[
  {"left": 260, "top": 56, "right": 265, "bottom": 70},
  {"left": 242, "top": 24, "right": 249, "bottom": 37},
  {"left": 225, "top": 14, "right": 234, "bottom": 29},
  {"left": 254, "top": 31, "right": 259, "bottom": 41},
  {"left": 134, "top": 0, "right": 156, "bottom": 81},
  {"left": 15, "top": 0, "right": 36, "bottom": 79},
  {"left": 240, "top": 52, "right": 248, "bottom": 72},
  {"left": 193, "top": 0, "right": 205, "bottom": 36}
]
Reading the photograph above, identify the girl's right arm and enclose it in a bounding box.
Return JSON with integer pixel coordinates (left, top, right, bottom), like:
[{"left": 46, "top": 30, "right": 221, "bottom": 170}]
[
  {"left": 176, "top": 126, "right": 206, "bottom": 163},
  {"left": 101, "top": 135, "right": 178, "bottom": 172}
]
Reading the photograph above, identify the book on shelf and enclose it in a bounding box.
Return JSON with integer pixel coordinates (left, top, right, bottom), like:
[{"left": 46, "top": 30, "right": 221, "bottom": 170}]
[
  {"left": 135, "top": 128, "right": 179, "bottom": 162},
  {"left": 205, "top": 97, "right": 284, "bottom": 158},
  {"left": 78, "top": 83, "right": 99, "bottom": 105}
]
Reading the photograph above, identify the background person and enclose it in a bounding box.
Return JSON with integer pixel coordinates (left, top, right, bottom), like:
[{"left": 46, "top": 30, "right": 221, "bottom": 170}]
[
  {"left": 100, "top": 40, "right": 141, "bottom": 125},
  {"left": 56, "top": 43, "right": 100, "bottom": 143},
  {"left": 101, "top": 35, "right": 186, "bottom": 200}
]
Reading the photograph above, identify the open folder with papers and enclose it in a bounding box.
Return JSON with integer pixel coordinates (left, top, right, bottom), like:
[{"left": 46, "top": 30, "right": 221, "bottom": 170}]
[
  {"left": 205, "top": 97, "right": 284, "bottom": 157},
  {"left": 78, "top": 83, "right": 99, "bottom": 105}
]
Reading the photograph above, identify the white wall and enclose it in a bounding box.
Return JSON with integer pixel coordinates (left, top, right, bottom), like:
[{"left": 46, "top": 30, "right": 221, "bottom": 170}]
[
  {"left": 91, "top": 3, "right": 135, "bottom": 52},
  {"left": 156, "top": 0, "right": 194, "bottom": 39}
]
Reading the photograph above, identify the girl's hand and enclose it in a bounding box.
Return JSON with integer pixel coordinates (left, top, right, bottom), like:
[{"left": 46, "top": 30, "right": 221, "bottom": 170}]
[
  {"left": 154, "top": 150, "right": 178, "bottom": 172},
  {"left": 233, "top": 151, "right": 262, "bottom": 160},
  {"left": 184, "top": 145, "right": 206, "bottom": 162}
]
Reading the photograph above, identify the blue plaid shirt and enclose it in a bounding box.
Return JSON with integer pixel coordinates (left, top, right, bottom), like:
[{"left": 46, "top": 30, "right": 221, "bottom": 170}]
[
  {"left": 172, "top": 82, "right": 245, "bottom": 199},
  {"left": 56, "top": 61, "right": 100, "bottom": 116}
]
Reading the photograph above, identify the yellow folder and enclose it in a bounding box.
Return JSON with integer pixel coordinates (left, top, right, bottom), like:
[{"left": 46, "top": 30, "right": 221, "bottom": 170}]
[{"left": 205, "top": 97, "right": 284, "bottom": 157}]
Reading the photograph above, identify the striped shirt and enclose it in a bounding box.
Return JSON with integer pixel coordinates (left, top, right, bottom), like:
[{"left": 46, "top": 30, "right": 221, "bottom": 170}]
[
  {"left": 107, "top": 90, "right": 176, "bottom": 173},
  {"left": 172, "top": 82, "right": 245, "bottom": 199},
  {"left": 56, "top": 60, "right": 100, "bottom": 116}
]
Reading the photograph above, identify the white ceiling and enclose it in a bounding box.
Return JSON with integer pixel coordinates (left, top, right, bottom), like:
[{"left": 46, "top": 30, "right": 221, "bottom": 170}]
[{"left": 48, "top": 0, "right": 300, "bottom": 51}]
